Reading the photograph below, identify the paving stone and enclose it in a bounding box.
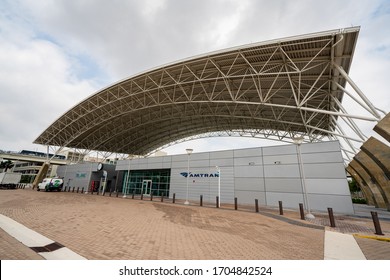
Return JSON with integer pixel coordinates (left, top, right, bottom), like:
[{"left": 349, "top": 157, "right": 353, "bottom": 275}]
[{"left": 1, "top": 189, "right": 390, "bottom": 260}]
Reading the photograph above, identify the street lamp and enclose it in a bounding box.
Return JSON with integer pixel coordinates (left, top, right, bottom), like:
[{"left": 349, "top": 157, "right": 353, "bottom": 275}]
[
  {"left": 184, "top": 148, "right": 193, "bottom": 205},
  {"left": 215, "top": 166, "right": 221, "bottom": 208},
  {"left": 292, "top": 135, "right": 315, "bottom": 219}
]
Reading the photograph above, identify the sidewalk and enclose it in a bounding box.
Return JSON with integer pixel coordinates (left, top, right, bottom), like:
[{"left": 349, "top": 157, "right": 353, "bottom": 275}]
[
  {"left": 0, "top": 214, "right": 85, "bottom": 260},
  {"left": 0, "top": 189, "right": 389, "bottom": 260}
]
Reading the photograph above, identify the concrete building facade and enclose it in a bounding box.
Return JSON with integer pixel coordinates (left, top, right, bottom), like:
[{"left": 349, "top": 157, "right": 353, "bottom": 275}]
[
  {"left": 57, "top": 163, "right": 119, "bottom": 193},
  {"left": 116, "top": 141, "right": 354, "bottom": 214}
]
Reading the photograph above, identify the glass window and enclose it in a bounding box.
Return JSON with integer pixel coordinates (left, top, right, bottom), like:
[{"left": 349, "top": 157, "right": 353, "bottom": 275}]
[{"left": 122, "top": 169, "right": 171, "bottom": 196}]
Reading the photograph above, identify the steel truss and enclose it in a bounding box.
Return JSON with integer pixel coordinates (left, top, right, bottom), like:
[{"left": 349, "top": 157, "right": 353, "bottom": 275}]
[{"left": 35, "top": 27, "right": 386, "bottom": 164}]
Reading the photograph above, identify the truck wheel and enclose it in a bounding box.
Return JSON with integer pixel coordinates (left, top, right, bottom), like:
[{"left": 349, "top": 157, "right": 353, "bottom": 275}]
[{"left": 37, "top": 188, "right": 40, "bottom": 191}]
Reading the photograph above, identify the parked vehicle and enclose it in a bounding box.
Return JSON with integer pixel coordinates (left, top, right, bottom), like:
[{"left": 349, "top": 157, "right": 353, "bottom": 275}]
[
  {"left": 37, "top": 178, "right": 63, "bottom": 192},
  {"left": 0, "top": 172, "right": 21, "bottom": 189}
]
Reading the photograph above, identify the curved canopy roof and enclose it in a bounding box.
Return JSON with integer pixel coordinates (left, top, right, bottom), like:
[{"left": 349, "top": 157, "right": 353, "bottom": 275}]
[{"left": 35, "top": 27, "right": 370, "bottom": 156}]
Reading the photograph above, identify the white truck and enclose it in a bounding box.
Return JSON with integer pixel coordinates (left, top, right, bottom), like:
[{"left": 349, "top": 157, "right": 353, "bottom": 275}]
[
  {"left": 37, "top": 178, "right": 64, "bottom": 192},
  {"left": 0, "top": 172, "right": 22, "bottom": 189}
]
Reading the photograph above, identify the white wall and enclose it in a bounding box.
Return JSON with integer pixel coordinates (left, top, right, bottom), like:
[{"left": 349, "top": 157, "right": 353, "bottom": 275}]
[
  {"left": 116, "top": 141, "right": 354, "bottom": 214},
  {"left": 57, "top": 163, "right": 117, "bottom": 191}
]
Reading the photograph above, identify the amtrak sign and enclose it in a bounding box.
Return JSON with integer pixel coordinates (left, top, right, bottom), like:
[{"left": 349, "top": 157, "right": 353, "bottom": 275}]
[{"left": 180, "top": 172, "right": 219, "bottom": 178}]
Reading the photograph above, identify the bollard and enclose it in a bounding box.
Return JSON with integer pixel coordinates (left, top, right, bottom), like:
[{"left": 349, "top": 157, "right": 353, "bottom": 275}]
[
  {"left": 161, "top": 192, "right": 164, "bottom": 202},
  {"left": 200, "top": 195, "right": 203, "bottom": 207},
  {"left": 327, "top": 208, "right": 336, "bottom": 227},
  {"left": 109, "top": 190, "right": 112, "bottom": 197},
  {"left": 299, "top": 203, "right": 305, "bottom": 220},
  {"left": 91, "top": 188, "right": 93, "bottom": 195},
  {"left": 81, "top": 187, "right": 84, "bottom": 193},
  {"left": 279, "top": 201, "right": 284, "bottom": 215},
  {"left": 173, "top": 193, "right": 176, "bottom": 204},
  {"left": 76, "top": 187, "right": 79, "bottom": 193},
  {"left": 68, "top": 187, "right": 71, "bottom": 192},
  {"left": 216, "top": 196, "right": 219, "bottom": 208},
  {"left": 141, "top": 193, "right": 144, "bottom": 200},
  {"left": 234, "top": 197, "right": 238, "bottom": 210},
  {"left": 72, "top": 187, "right": 75, "bottom": 193},
  {"left": 371, "top": 211, "right": 384, "bottom": 235},
  {"left": 255, "top": 199, "right": 259, "bottom": 213},
  {"left": 150, "top": 193, "right": 153, "bottom": 201},
  {"left": 132, "top": 190, "right": 135, "bottom": 199},
  {"left": 116, "top": 191, "right": 119, "bottom": 198}
]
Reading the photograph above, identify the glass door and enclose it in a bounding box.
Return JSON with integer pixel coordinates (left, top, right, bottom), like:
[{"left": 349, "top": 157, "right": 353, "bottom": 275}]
[{"left": 141, "top": 180, "right": 152, "bottom": 196}]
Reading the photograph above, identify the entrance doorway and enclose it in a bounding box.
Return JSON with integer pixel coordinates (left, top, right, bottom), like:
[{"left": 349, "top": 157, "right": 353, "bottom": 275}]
[
  {"left": 141, "top": 180, "right": 152, "bottom": 196},
  {"left": 122, "top": 169, "right": 170, "bottom": 197}
]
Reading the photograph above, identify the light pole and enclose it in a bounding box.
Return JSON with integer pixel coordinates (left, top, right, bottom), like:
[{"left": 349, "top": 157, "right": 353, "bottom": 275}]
[
  {"left": 123, "top": 159, "right": 131, "bottom": 198},
  {"left": 216, "top": 166, "right": 221, "bottom": 208},
  {"left": 293, "top": 136, "right": 315, "bottom": 219},
  {"left": 184, "top": 148, "right": 193, "bottom": 205}
]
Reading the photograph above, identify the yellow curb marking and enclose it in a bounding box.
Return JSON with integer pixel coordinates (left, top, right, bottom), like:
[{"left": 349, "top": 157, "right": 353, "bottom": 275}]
[{"left": 353, "top": 234, "right": 390, "bottom": 242}]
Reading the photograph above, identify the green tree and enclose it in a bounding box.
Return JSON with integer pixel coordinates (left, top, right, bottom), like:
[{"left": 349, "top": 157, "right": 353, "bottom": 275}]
[
  {"left": 0, "top": 160, "right": 14, "bottom": 172},
  {"left": 348, "top": 177, "right": 360, "bottom": 193}
]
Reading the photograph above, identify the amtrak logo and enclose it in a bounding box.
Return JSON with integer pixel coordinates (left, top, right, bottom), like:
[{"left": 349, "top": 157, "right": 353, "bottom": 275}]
[{"left": 180, "top": 172, "right": 219, "bottom": 178}]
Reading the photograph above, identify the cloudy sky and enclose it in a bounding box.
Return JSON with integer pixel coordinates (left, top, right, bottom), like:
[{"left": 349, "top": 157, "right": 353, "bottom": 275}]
[{"left": 0, "top": 0, "right": 389, "bottom": 156}]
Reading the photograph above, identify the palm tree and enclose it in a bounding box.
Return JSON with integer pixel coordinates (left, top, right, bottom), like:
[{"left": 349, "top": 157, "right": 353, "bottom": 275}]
[{"left": 0, "top": 160, "right": 14, "bottom": 172}]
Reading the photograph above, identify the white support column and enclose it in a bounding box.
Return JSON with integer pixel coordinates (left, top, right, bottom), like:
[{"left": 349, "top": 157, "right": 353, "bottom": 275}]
[
  {"left": 333, "top": 63, "right": 382, "bottom": 120},
  {"left": 330, "top": 98, "right": 367, "bottom": 141}
]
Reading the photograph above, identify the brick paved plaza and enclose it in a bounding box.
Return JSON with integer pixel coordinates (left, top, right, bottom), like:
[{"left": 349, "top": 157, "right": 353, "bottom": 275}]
[{"left": 1, "top": 189, "right": 389, "bottom": 260}]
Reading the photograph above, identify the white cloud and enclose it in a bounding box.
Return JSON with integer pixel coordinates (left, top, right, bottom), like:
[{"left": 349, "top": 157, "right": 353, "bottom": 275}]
[{"left": 0, "top": 3, "right": 97, "bottom": 151}]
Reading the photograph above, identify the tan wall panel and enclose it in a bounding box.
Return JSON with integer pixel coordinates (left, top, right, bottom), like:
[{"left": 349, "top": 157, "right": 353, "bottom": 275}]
[
  {"left": 354, "top": 151, "right": 390, "bottom": 210},
  {"left": 346, "top": 166, "right": 376, "bottom": 206},
  {"left": 374, "top": 113, "right": 390, "bottom": 142},
  {"left": 361, "top": 137, "right": 390, "bottom": 178},
  {"left": 349, "top": 160, "right": 386, "bottom": 208}
]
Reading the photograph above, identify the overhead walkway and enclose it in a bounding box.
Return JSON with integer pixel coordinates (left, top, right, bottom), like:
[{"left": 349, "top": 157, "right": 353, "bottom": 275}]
[{"left": 0, "top": 152, "right": 67, "bottom": 165}]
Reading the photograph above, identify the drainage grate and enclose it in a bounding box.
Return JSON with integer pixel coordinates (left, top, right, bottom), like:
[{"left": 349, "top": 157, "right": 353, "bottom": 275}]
[{"left": 30, "top": 242, "right": 64, "bottom": 253}]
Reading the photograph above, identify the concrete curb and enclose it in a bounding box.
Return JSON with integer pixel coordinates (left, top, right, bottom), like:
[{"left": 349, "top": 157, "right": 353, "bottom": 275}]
[
  {"left": 324, "top": 230, "right": 366, "bottom": 260},
  {"left": 0, "top": 214, "right": 86, "bottom": 260}
]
